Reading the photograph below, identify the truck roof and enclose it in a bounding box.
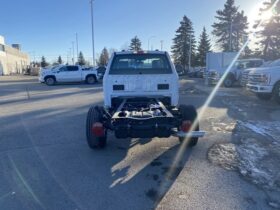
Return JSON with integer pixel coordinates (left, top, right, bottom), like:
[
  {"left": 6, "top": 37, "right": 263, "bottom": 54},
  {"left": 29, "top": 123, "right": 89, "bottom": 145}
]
[
  {"left": 114, "top": 50, "right": 167, "bottom": 55},
  {"left": 237, "top": 58, "right": 264, "bottom": 62}
]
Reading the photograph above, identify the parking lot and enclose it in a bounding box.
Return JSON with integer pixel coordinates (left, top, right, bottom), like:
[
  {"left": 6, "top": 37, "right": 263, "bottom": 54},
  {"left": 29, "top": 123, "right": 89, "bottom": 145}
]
[{"left": 1, "top": 76, "right": 280, "bottom": 210}]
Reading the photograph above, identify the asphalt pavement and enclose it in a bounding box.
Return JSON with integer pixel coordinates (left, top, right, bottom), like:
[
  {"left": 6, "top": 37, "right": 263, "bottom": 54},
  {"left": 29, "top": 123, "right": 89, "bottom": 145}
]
[{"left": 0, "top": 76, "right": 279, "bottom": 210}]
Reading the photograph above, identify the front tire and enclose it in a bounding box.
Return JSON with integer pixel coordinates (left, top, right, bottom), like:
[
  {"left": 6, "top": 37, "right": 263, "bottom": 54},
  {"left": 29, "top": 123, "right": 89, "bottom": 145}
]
[
  {"left": 45, "top": 77, "right": 56, "bottom": 86},
  {"left": 224, "top": 75, "right": 234, "bottom": 88},
  {"left": 178, "top": 105, "right": 199, "bottom": 147},
  {"left": 86, "top": 106, "right": 107, "bottom": 149}
]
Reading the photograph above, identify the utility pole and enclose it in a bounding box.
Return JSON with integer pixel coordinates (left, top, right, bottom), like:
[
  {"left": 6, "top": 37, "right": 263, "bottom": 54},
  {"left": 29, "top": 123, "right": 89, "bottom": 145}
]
[
  {"left": 160, "top": 40, "right": 163, "bottom": 51},
  {"left": 148, "top": 36, "right": 156, "bottom": 51},
  {"left": 188, "top": 35, "right": 192, "bottom": 71},
  {"left": 68, "top": 48, "right": 72, "bottom": 65},
  {"left": 67, "top": 52, "right": 69, "bottom": 64},
  {"left": 229, "top": 20, "right": 233, "bottom": 52},
  {"left": 90, "top": 0, "right": 95, "bottom": 66},
  {"left": 72, "top": 41, "right": 75, "bottom": 64},
  {"left": 76, "top": 33, "right": 79, "bottom": 61}
]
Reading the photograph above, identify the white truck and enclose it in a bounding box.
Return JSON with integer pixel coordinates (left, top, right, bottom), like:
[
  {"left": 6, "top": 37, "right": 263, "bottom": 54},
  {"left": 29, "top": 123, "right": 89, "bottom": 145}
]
[
  {"left": 85, "top": 51, "right": 205, "bottom": 149},
  {"left": 247, "top": 59, "right": 280, "bottom": 104},
  {"left": 206, "top": 52, "right": 264, "bottom": 87},
  {"left": 39, "top": 65, "right": 101, "bottom": 85}
]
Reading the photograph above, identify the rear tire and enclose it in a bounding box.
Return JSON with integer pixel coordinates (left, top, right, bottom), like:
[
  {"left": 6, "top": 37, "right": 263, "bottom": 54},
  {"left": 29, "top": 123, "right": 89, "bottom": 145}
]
[
  {"left": 178, "top": 105, "right": 199, "bottom": 147},
  {"left": 86, "top": 106, "right": 107, "bottom": 149},
  {"left": 86, "top": 75, "right": 97, "bottom": 84},
  {"left": 273, "top": 82, "right": 280, "bottom": 104},
  {"left": 256, "top": 93, "right": 272, "bottom": 100}
]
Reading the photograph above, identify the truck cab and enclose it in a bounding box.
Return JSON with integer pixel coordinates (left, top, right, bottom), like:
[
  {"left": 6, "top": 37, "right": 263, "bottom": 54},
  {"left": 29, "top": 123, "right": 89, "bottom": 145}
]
[
  {"left": 247, "top": 59, "right": 280, "bottom": 104},
  {"left": 103, "top": 51, "right": 179, "bottom": 108},
  {"left": 39, "top": 65, "right": 99, "bottom": 85}
]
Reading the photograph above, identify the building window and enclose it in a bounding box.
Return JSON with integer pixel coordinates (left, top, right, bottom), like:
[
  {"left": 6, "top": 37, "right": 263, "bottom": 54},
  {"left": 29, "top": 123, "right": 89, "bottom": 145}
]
[{"left": 0, "top": 44, "right": 5, "bottom": 52}]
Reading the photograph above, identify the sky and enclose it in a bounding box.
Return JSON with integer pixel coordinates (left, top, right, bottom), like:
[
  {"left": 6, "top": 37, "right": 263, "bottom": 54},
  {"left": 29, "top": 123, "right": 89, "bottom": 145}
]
[{"left": 0, "top": 0, "right": 263, "bottom": 64}]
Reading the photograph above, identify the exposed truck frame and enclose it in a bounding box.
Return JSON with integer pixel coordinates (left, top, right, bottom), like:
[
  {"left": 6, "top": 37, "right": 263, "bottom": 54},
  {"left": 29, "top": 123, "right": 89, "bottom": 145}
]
[{"left": 86, "top": 51, "right": 205, "bottom": 149}]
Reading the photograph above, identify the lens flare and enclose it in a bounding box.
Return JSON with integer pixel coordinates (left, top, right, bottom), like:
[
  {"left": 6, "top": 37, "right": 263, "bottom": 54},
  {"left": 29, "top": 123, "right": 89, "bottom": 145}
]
[{"left": 157, "top": 0, "right": 280, "bottom": 202}]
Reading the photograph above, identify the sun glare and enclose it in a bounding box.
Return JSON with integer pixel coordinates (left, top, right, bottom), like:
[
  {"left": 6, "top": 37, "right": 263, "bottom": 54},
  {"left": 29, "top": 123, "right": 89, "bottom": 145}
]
[
  {"left": 248, "top": 0, "right": 275, "bottom": 30},
  {"left": 260, "top": 10, "right": 273, "bottom": 21}
]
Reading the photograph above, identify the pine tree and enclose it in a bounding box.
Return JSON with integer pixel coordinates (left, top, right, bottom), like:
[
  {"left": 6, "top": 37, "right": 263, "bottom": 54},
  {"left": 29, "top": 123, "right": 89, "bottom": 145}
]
[
  {"left": 212, "top": 0, "right": 248, "bottom": 52},
  {"left": 57, "top": 55, "right": 63, "bottom": 64},
  {"left": 129, "top": 36, "right": 142, "bottom": 51},
  {"left": 41, "top": 56, "right": 48, "bottom": 67},
  {"left": 171, "top": 15, "right": 196, "bottom": 69},
  {"left": 196, "top": 27, "right": 211, "bottom": 66},
  {"left": 78, "top": 52, "right": 86, "bottom": 66},
  {"left": 255, "top": 0, "right": 280, "bottom": 60},
  {"left": 98, "top": 47, "right": 110, "bottom": 66}
]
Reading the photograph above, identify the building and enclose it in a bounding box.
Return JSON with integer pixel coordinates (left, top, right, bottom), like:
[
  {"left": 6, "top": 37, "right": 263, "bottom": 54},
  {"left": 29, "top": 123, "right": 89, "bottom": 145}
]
[{"left": 0, "top": 35, "right": 30, "bottom": 75}]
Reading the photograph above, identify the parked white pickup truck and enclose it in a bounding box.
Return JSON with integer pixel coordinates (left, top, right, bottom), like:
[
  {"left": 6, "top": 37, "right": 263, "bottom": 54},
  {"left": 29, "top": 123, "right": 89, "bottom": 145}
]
[
  {"left": 39, "top": 65, "right": 100, "bottom": 85},
  {"left": 207, "top": 58, "right": 264, "bottom": 87},
  {"left": 247, "top": 59, "right": 280, "bottom": 104}
]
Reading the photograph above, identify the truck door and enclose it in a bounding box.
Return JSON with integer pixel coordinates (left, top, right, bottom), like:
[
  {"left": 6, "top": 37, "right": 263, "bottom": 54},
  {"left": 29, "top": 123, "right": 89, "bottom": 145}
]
[{"left": 56, "top": 66, "right": 81, "bottom": 82}]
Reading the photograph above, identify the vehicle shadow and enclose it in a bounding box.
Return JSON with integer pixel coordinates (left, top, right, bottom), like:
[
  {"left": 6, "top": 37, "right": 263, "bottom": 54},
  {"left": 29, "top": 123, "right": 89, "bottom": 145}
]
[
  {"left": 0, "top": 76, "right": 103, "bottom": 99},
  {"left": 107, "top": 139, "right": 193, "bottom": 208},
  {"left": 0, "top": 85, "right": 103, "bottom": 105}
]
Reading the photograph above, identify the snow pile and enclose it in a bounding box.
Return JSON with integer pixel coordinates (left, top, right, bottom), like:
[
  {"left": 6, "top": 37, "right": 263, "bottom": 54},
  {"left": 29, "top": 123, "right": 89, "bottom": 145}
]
[{"left": 237, "top": 121, "right": 280, "bottom": 144}]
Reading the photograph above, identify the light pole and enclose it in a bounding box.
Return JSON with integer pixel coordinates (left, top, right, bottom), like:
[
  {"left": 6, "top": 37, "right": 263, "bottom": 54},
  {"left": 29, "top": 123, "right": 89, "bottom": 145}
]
[
  {"left": 148, "top": 36, "right": 156, "bottom": 51},
  {"left": 68, "top": 48, "right": 72, "bottom": 65},
  {"left": 188, "top": 35, "right": 192, "bottom": 71},
  {"left": 90, "top": 0, "right": 95, "bottom": 66},
  {"left": 160, "top": 40, "right": 164, "bottom": 51},
  {"left": 229, "top": 20, "right": 233, "bottom": 52},
  {"left": 76, "top": 33, "right": 79, "bottom": 61},
  {"left": 72, "top": 41, "right": 75, "bottom": 64}
]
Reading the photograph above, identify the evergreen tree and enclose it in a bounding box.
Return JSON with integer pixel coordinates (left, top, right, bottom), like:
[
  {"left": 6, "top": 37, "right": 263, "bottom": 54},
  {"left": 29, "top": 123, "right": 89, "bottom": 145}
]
[
  {"left": 255, "top": 0, "right": 280, "bottom": 60},
  {"left": 242, "top": 46, "right": 253, "bottom": 58},
  {"left": 196, "top": 27, "right": 211, "bottom": 66},
  {"left": 171, "top": 15, "right": 196, "bottom": 69},
  {"left": 78, "top": 52, "right": 86, "bottom": 66},
  {"left": 57, "top": 55, "right": 63, "bottom": 64},
  {"left": 98, "top": 48, "right": 110, "bottom": 66},
  {"left": 41, "top": 56, "right": 48, "bottom": 67},
  {"left": 129, "top": 36, "right": 142, "bottom": 51},
  {"left": 212, "top": 0, "right": 248, "bottom": 52}
]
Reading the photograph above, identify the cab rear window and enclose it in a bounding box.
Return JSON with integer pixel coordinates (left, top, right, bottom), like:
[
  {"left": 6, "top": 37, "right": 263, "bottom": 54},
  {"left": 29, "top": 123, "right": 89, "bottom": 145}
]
[{"left": 109, "top": 54, "right": 172, "bottom": 75}]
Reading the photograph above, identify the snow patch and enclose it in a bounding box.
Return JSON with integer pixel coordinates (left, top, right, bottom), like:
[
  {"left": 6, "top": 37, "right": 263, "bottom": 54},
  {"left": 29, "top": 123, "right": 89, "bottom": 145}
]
[
  {"left": 208, "top": 137, "right": 280, "bottom": 192},
  {"left": 237, "top": 139, "right": 272, "bottom": 188},
  {"left": 208, "top": 119, "right": 280, "bottom": 192},
  {"left": 210, "top": 122, "right": 236, "bottom": 133},
  {"left": 208, "top": 143, "right": 239, "bottom": 170}
]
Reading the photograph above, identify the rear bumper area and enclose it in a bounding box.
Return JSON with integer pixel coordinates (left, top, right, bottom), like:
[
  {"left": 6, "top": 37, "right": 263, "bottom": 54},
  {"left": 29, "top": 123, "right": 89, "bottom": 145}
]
[
  {"left": 113, "top": 117, "right": 176, "bottom": 139},
  {"left": 174, "top": 131, "right": 206, "bottom": 138},
  {"left": 246, "top": 84, "right": 273, "bottom": 93}
]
